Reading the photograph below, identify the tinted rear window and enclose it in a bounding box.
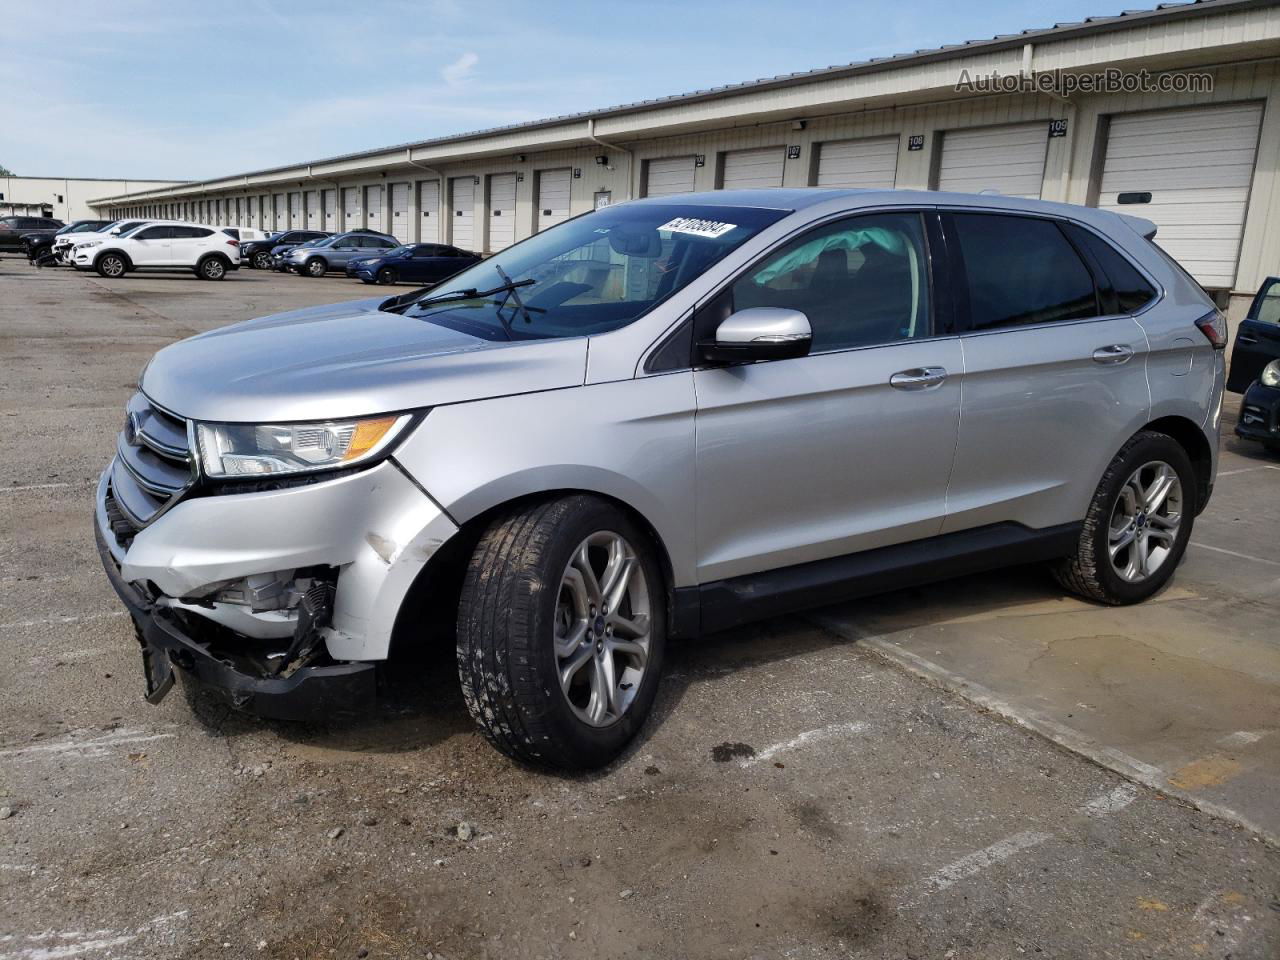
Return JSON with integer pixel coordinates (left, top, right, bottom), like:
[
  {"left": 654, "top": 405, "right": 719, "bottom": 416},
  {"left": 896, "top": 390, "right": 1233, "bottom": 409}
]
[
  {"left": 952, "top": 213, "right": 1098, "bottom": 331},
  {"left": 1066, "top": 225, "right": 1157, "bottom": 313}
]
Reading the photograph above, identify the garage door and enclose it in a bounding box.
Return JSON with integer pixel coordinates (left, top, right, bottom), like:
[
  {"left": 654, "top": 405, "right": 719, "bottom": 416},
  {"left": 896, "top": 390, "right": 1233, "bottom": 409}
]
[
  {"left": 273, "top": 194, "right": 285, "bottom": 231},
  {"left": 721, "top": 147, "right": 785, "bottom": 189},
  {"left": 451, "top": 177, "right": 475, "bottom": 250},
  {"left": 390, "top": 182, "right": 410, "bottom": 242},
  {"left": 645, "top": 156, "right": 697, "bottom": 197},
  {"left": 321, "top": 189, "right": 336, "bottom": 229},
  {"left": 305, "top": 190, "right": 319, "bottom": 229},
  {"left": 937, "top": 123, "right": 1047, "bottom": 199},
  {"left": 418, "top": 180, "right": 440, "bottom": 243},
  {"left": 343, "top": 187, "right": 361, "bottom": 229},
  {"left": 816, "top": 136, "right": 900, "bottom": 189},
  {"left": 365, "top": 185, "right": 383, "bottom": 233},
  {"left": 288, "top": 192, "right": 302, "bottom": 228},
  {"left": 536, "top": 168, "right": 571, "bottom": 231},
  {"left": 488, "top": 173, "right": 517, "bottom": 252},
  {"left": 244, "top": 198, "right": 255, "bottom": 226},
  {"left": 1097, "top": 102, "right": 1263, "bottom": 289}
]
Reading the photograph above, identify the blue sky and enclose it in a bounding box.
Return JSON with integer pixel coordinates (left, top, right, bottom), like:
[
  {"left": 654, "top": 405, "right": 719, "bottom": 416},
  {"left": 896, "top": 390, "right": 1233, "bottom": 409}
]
[{"left": 4, "top": 1, "right": 1146, "bottom": 181}]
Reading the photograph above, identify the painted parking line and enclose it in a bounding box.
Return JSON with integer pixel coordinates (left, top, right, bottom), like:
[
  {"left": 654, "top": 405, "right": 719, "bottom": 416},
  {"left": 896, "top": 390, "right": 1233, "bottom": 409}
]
[
  {"left": 0, "top": 727, "right": 176, "bottom": 760},
  {"left": 741, "top": 721, "right": 869, "bottom": 767},
  {"left": 900, "top": 783, "right": 1139, "bottom": 908},
  {"left": 1190, "top": 541, "right": 1280, "bottom": 566},
  {"left": 0, "top": 612, "right": 127, "bottom": 631},
  {"left": 0, "top": 910, "right": 188, "bottom": 960},
  {"left": 1215, "top": 464, "right": 1280, "bottom": 477},
  {"left": 0, "top": 481, "right": 90, "bottom": 494}
]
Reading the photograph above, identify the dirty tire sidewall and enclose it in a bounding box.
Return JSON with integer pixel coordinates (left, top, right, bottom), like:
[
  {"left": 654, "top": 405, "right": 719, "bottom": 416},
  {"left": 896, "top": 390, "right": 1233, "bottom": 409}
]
[
  {"left": 1053, "top": 430, "right": 1196, "bottom": 605},
  {"left": 456, "top": 495, "right": 667, "bottom": 771}
]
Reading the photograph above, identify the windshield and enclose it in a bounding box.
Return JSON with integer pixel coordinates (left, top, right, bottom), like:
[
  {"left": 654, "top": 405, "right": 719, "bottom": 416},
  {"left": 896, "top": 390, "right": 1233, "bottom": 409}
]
[
  {"left": 385, "top": 245, "right": 411, "bottom": 258},
  {"left": 303, "top": 235, "right": 336, "bottom": 249},
  {"left": 404, "top": 203, "right": 788, "bottom": 340}
]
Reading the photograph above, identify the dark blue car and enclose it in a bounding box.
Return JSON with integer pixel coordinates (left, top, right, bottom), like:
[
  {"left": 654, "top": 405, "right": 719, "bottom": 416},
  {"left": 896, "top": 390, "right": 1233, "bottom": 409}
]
[{"left": 346, "top": 243, "right": 481, "bottom": 285}]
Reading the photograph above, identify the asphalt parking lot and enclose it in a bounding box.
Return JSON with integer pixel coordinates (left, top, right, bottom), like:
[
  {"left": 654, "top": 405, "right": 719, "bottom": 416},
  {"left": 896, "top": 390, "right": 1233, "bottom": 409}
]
[{"left": 1, "top": 258, "right": 1277, "bottom": 960}]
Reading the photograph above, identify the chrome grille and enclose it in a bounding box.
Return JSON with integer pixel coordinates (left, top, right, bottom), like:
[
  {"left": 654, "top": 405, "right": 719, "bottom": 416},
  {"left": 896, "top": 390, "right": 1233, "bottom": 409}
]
[{"left": 110, "top": 392, "right": 194, "bottom": 528}]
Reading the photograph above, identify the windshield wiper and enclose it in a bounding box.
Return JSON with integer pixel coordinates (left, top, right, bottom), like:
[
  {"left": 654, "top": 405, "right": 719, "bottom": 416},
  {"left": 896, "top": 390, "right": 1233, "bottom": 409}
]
[
  {"left": 380, "top": 277, "right": 535, "bottom": 314},
  {"left": 493, "top": 264, "right": 535, "bottom": 333}
]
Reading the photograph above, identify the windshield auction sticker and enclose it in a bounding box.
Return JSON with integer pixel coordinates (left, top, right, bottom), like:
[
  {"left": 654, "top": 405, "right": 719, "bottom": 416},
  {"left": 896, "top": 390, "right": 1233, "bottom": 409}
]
[{"left": 658, "top": 217, "right": 738, "bottom": 239}]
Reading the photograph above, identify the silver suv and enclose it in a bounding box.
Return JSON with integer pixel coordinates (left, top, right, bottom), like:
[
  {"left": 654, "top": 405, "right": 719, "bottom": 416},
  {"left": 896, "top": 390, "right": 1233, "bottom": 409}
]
[
  {"left": 95, "top": 189, "right": 1225, "bottom": 769},
  {"left": 283, "top": 230, "right": 399, "bottom": 277}
]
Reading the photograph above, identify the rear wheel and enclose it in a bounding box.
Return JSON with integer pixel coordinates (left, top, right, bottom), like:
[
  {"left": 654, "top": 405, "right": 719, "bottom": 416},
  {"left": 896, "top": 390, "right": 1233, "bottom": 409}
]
[
  {"left": 1052, "top": 431, "right": 1195, "bottom": 605},
  {"left": 197, "top": 256, "right": 226, "bottom": 281},
  {"left": 456, "top": 496, "right": 665, "bottom": 770},
  {"left": 377, "top": 266, "right": 397, "bottom": 285},
  {"left": 305, "top": 257, "right": 327, "bottom": 277},
  {"left": 96, "top": 253, "right": 126, "bottom": 278}
]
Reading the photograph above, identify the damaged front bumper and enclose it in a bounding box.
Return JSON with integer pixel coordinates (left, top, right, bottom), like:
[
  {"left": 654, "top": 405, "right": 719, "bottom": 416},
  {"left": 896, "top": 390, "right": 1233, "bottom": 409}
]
[
  {"left": 93, "top": 453, "right": 459, "bottom": 720},
  {"left": 95, "top": 515, "right": 376, "bottom": 719}
]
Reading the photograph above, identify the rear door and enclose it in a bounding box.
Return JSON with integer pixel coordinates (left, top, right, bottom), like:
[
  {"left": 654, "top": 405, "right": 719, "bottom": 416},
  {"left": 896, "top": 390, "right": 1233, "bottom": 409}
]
[
  {"left": 693, "top": 209, "right": 962, "bottom": 582},
  {"left": 940, "top": 211, "right": 1150, "bottom": 534},
  {"left": 1227, "top": 277, "right": 1280, "bottom": 392}
]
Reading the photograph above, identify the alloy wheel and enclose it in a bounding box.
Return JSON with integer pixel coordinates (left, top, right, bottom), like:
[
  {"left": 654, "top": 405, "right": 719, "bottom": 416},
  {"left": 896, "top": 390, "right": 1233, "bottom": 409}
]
[
  {"left": 203, "top": 259, "right": 224, "bottom": 279},
  {"left": 1108, "top": 460, "right": 1183, "bottom": 582},
  {"left": 554, "top": 531, "right": 652, "bottom": 727},
  {"left": 102, "top": 256, "right": 124, "bottom": 277}
]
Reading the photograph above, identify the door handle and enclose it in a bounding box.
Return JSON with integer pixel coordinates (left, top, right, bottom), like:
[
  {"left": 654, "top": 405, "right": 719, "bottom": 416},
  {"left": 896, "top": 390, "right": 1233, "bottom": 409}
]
[
  {"left": 1092, "top": 344, "right": 1134, "bottom": 364},
  {"left": 1237, "top": 334, "right": 1258, "bottom": 345},
  {"left": 889, "top": 366, "right": 948, "bottom": 390}
]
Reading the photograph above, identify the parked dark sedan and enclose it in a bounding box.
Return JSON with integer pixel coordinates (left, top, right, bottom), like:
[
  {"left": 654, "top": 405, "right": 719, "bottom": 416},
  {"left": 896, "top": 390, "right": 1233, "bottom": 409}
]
[
  {"left": 1231, "top": 276, "right": 1280, "bottom": 453},
  {"left": 0, "top": 215, "right": 64, "bottom": 252},
  {"left": 243, "top": 230, "right": 330, "bottom": 269},
  {"left": 345, "top": 242, "right": 481, "bottom": 284},
  {"left": 24, "top": 219, "right": 111, "bottom": 263}
]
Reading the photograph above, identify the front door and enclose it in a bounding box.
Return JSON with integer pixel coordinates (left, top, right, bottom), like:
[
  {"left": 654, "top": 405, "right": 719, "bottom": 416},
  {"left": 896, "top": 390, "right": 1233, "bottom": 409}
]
[
  {"left": 129, "top": 225, "right": 173, "bottom": 266},
  {"left": 1227, "top": 276, "right": 1280, "bottom": 393},
  {"left": 939, "top": 211, "right": 1150, "bottom": 535},
  {"left": 693, "top": 210, "right": 962, "bottom": 583}
]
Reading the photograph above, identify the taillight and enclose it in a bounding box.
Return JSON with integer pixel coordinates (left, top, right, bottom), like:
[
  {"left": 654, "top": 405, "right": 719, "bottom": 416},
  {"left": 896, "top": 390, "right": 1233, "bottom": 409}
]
[
  {"left": 226, "top": 238, "right": 239, "bottom": 247},
  {"left": 1194, "top": 310, "right": 1228, "bottom": 350}
]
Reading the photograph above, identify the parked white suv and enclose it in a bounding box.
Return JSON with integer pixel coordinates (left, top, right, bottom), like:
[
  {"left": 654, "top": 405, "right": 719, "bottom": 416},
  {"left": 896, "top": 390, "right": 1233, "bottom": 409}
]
[
  {"left": 57, "top": 220, "right": 147, "bottom": 265},
  {"left": 74, "top": 221, "right": 241, "bottom": 280}
]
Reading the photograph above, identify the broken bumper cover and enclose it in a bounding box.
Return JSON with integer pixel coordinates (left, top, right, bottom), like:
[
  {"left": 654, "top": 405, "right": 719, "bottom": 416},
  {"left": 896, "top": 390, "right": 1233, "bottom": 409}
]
[{"left": 95, "top": 517, "right": 376, "bottom": 721}]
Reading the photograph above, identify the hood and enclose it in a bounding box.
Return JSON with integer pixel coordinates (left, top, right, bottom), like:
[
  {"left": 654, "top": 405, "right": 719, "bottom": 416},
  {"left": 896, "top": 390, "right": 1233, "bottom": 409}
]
[{"left": 141, "top": 298, "right": 589, "bottom": 423}]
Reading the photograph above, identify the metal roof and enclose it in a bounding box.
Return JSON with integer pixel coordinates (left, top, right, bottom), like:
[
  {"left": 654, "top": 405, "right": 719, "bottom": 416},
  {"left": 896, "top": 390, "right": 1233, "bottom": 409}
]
[{"left": 94, "top": 0, "right": 1259, "bottom": 201}]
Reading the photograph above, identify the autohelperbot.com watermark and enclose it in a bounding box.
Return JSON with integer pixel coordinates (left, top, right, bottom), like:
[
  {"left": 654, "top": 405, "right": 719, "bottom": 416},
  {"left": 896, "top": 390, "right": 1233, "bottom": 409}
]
[{"left": 956, "top": 68, "right": 1214, "bottom": 97}]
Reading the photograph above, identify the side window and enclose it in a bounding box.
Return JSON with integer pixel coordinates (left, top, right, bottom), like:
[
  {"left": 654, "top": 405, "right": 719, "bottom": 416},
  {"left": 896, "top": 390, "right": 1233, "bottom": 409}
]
[
  {"left": 729, "top": 211, "right": 932, "bottom": 352},
  {"left": 1253, "top": 279, "right": 1280, "bottom": 326},
  {"left": 1066, "top": 225, "right": 1158, "bottom": 313},
  {"left": 333, "top": 237, "right": 356, "bottom": 249},
  {"left": 952, "top": 214, "right": 1098, "bottom": 331},
  {"left": 136, "top": 226, "right": 171, "bottom": 240}
]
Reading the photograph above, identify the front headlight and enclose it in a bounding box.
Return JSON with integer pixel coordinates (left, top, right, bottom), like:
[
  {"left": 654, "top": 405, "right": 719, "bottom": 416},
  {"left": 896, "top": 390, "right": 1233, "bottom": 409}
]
[
  {"left": 80, "top": 240, "right": 102, "bottom": 249},
  {"left": 195, "top": 414, "right": 413, "bottom": 478},
  {"left": 1262, "top": 360, "right": 1280, "bottom": 389}
]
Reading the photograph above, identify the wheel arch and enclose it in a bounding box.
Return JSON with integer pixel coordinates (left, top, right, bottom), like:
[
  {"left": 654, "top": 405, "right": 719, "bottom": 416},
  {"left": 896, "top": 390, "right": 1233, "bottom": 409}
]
[
  {"left": 95, "top": 248, "right": 133, "bottom": 271},
  {"left": 388, "top": 488, "right": 686, "bottom": 662},
  {"left": 1138, "top": 414, "right": 1214, "bottom": 513}
]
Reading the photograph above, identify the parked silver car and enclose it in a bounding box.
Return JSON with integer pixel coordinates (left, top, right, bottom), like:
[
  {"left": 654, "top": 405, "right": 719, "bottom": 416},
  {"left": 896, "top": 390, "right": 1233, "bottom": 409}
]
[
  {"left": 283, "top": 230, "right": 398, "bottom": 276},
  {"left": 95, "top": 189, "right": 1224, "bottom": 769}
]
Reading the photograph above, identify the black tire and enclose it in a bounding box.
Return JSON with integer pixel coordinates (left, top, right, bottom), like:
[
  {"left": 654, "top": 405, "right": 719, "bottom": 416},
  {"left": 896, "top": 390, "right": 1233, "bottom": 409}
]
[
  {"left": 304, "top": 257, "right": 327, "bottom": 277},
  {"left": 377, "top": 266, "right": 397, "bottom": 285},
  {"left": 456, "top": 495, "right": 667, "bottom": 770},
  {"left": 252, "top": 251, "right": 272, "bottom": 269},
  {"left": 96, "top": 253, "right": 127, "bottom": 279},
  {"left": 1052, "top": 430, "right": 1196, "bottom": 605},
  {"left": 197, "top": 256, "right": 227, "bottom": 281}
]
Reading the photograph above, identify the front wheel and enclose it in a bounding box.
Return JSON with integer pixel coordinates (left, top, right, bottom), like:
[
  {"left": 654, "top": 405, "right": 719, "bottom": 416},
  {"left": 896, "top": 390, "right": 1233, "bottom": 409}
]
[
  {"left": 377, "top": 267, "right": 397, "bottom": 285},
  {"left": 304, "top": 257, "right": 327, "bottom": 277},
  {"left": 252, "top": 251, "right": 272, "bottom": 269},
  {"left": 1052, "top": 431, "right": 1196, "bottom": 605},
  {"left": 96, "top": 253, "right": 127, "bottom": 278},
  {"left": 456, "top": 496, "right": 666, "bottom": 770}
]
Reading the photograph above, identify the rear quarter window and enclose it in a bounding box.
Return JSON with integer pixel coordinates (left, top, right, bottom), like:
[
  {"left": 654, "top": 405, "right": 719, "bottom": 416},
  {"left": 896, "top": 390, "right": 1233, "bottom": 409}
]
[{"left": 1066, "top": 225, "right": 1158, "bottom": 313}]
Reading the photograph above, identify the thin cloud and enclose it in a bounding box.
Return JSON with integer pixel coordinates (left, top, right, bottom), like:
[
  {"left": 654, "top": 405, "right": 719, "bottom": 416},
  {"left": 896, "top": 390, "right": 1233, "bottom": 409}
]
[{"left": 441, "top": 51, "right": 479, "bottom": 86}]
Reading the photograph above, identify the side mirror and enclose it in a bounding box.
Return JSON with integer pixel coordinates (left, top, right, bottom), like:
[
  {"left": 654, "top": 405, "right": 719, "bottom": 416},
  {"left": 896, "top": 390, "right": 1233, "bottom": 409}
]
[{"left": 699, "top": 307, "right": 812, "bottom": 365}]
